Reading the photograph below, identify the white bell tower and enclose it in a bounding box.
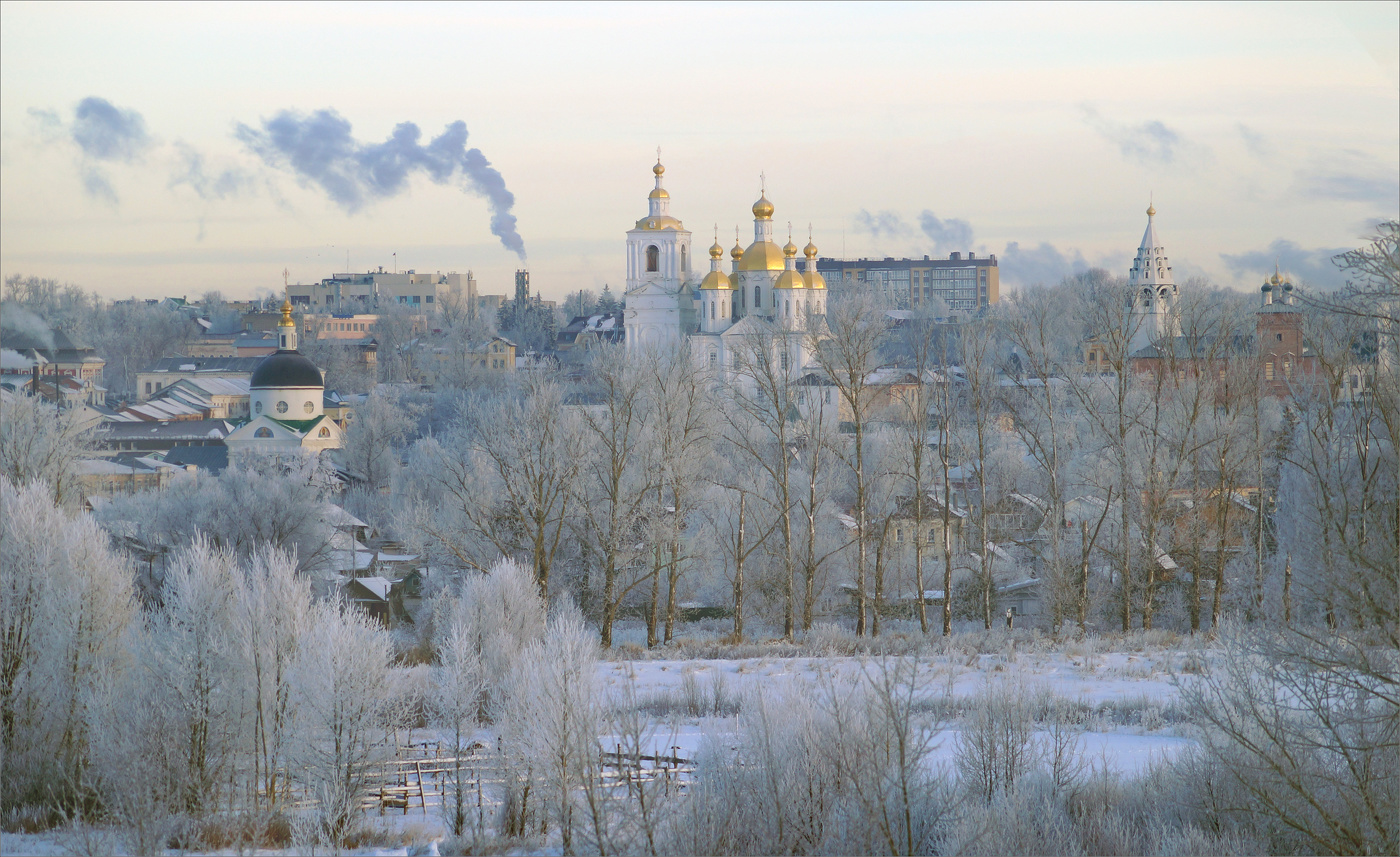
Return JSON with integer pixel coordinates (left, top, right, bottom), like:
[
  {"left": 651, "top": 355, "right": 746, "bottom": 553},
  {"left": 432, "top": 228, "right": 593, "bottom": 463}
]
[
  {"left": 625, "top": 153, "right": 691, "bottom": 353},
  {"left": 1128, "top": 202, "right": 1179, "bottom": 355}
]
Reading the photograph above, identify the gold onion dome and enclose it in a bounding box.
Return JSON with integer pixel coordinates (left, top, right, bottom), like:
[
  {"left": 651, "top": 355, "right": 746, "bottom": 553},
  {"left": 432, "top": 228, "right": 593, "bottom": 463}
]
[
  {"left": 731, "top": 240, "right": 744, "bottom": 261},
  {"left": 783, "top": 238, "right": 799, "bottom": 257},
  {"left": 700, "top": 270, "right": 733, "bottom": 290},
  {"left": 739, "top": 240, "right": 787, "bottom": 271},
  {"left": 280, "top": 299, "right": 294, "bottom": 325},
  {"left": 804, "top": 239, "right": 819, "bottom": 258},
  {"left": 710, "top": 240, "right": 724, "bottom": 259},
  {"left": 752, "top": 195, "right": 775, "bottom": 219},
  {"left": 775, "top": 269, "right": 806, "bottom": 289},
  {"left": 1147, "top": 202, "right": 1156, "bottom": 217},
  {"left": 653, "top": 161, "right": 665, "bottom": 176}
]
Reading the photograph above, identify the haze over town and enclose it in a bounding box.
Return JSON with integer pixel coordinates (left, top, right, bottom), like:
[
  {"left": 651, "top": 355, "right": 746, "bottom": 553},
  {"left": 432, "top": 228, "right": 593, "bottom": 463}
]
[{"left": 2, "top": 1, "right": 1397, "bottom": 300}]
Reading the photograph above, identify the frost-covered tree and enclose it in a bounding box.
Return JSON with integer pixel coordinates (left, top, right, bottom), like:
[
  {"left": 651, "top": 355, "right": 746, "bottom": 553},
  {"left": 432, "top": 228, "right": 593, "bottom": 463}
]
[
  {"left": 339, "top": 385, "right": 421, "bottom": 491},
  {"left": 432, "top": 558, "right": 545, "bottom": 720},
  {"left": 287, "top": 603, "right": 396, "bottom": 844},
  {"left": 403, "top": 381, "right": 581, "bottom": 598},
  {"left": 0, "top": 393, "right": 98, "bottom": 508},
  {"left": 499, "top": 606, "right": 601, "bottom": 854},
  {"left": 0, "top": 477, "right": 136, "bottom": 813}
]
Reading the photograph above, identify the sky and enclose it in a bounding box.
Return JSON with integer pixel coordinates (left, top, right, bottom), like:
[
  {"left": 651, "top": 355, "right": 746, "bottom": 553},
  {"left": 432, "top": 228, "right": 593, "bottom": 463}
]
[{"left": 1, "top": 1, "right": 1396, "bottom": 303}]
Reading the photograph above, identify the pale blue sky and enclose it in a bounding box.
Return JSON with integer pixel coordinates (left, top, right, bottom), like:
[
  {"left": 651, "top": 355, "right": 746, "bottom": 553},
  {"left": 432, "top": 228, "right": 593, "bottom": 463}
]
[{"left": 2, "top": 1, "right": 1396, "bottom": 301}]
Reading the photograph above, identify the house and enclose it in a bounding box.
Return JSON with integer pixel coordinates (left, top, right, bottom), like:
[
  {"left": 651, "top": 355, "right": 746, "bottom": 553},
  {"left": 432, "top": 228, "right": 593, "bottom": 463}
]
[
  {"left": 111, "top": 377, "right": 251, "bottom": 422},
  {"left": 136, "top": 356, "right": 267, "bottom": 401},
  {"left": 96, "top": 419, "right": 234, "bottom": 454},
  {"left": 342, "top": 576, "right": 393, "bottom": 625}
]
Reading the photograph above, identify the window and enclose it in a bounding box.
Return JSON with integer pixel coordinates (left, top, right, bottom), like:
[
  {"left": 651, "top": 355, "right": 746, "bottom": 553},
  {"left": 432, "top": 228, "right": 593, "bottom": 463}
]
[
  {"left": 303, "top": 401, "right": 314, "bottom": 414},
  {"left": 895, "top": 528, "right": 904, "bottom": 543},
  {"left": 1276, "top": 333, "right": 1283, "bottom": 341},
  {"left": 754, "top": 286, "right": 761, "bottom": 307},
  {"left": 709, "top": 351, "right": 718, "bottom": 368},
  {"left": 681, "top": 245, "right": 687, "bottom": 272},
  {"left": 1265, "top": 361, "right": 1275, "bottom": 381},
  {"left": 646, "top": 245, "right": 659, "bottom": 272},
  {"left": 781, "top": 351, "right": 789, "bottom": 371},
  {"left": 710, "top": 302, "right": 715, "bottom": 320},
  {"left": 276, "top": 401, "right": 289, "bottom": 414},
  {"left": 254, "top": 427, "right": 273, "bottom": 438},
  {"left": 254, "top": 401, "right": 263, "bottom": 414},
  {"left": 145, "top": 382, "right": 152, "bottom": 395},
  {"left": 785, "top": 299, "right": 790, "bottom": 315},
  {"left": 426, "top": 295, "right": 433, "bottom": 303},
  {"left": 825, "top": 388, "right": 832, "bottom": 404},
  {"left": 318, "top": 427, "right": 331, "bottom": 438}
]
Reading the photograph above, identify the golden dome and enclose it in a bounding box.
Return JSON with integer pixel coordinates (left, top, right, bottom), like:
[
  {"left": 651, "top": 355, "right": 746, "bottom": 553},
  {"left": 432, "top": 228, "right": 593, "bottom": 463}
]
[
  {"left": 710, "top": 240, "right": 724, "bottom": 259},
  {"left": 731, "top": 241, "right": 744, "bottom": 261},
  {"left": 649, "top": 187, "right": 669, "bottom": 200},
  {"left": 775, "top": 269, "right": 805, "bottom": 290},
  {"left": 1146, "top": 203, "right": 1156, "bottom": 217},
  {"left": 804, "top": 239, "right": 818, "bottom": 259},
  {"left": 804, "top": 271, "right": 828, "bottom": 290},
  {"left": 653, "top": 161, "right": 665, "bottom": 176},
  {"left": 752, "top": 195, "right": 774, "bottom": 219},
  {"left": 280, "top": 299, "right": 294, "bottom": 326},
  {"left": 738, "top": 240, "right": 786, "bottom": 271},
  {"left": 633, "top": 215, "right": 684, "bottom": 231},
  {"left": 783, "top": 239, "right": 798, "bottom": 257},
  {"left": 699, "top": 270, "right": 733, "bottom": 290}
]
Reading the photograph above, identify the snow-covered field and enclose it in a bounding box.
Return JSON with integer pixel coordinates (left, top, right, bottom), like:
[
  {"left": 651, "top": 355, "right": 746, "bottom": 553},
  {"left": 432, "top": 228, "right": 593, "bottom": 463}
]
[{"left": 1, "top": 639, "right": 1207, "bottom": 857}]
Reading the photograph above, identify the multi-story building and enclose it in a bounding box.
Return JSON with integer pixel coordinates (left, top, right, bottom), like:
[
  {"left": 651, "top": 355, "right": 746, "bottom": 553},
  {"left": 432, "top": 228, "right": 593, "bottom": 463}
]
[
  {"left": 286, "top": 268, "right": 477, "bottom": 314},
  {"left": 813, "top": 253, "right": 1000, "bottom": 312}
]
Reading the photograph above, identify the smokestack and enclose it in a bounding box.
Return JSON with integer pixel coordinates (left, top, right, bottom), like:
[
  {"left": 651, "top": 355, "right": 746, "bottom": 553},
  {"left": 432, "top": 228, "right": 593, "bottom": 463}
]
[{"left": 32, "top": 362, "right": 39, "bottom": 400}]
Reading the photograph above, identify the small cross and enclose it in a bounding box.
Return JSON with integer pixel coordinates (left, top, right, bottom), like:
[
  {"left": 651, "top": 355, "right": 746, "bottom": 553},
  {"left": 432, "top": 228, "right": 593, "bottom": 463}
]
[{"left": 760, "top": 171, "right": 766, "bottom": 194}]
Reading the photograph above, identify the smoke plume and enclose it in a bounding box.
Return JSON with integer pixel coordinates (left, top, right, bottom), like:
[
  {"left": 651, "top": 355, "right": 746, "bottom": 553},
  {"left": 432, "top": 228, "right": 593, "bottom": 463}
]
[
  {"left": 918, "top": 211, "right": 974, "bottom": 255},
  {"left": 0, "top": 303, "right": 57, "bottom": 350},
  {"left": 236, "top": 109, "right": 525, "bottom": 258}
]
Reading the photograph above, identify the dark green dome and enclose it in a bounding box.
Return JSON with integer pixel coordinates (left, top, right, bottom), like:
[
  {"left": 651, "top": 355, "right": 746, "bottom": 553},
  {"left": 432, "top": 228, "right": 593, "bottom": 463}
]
[{"left": 251, "top": 350, "right": 322, "bottom": 389}]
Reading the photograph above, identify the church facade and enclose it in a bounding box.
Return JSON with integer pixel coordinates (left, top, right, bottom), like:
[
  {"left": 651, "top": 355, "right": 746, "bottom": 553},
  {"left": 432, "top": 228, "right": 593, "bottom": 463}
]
[
  {"left": 623, "top": 158, "right": 828, "bottom": 379},
  {"left": 224, "top": 301, "right": 345, "bottom": 456}
]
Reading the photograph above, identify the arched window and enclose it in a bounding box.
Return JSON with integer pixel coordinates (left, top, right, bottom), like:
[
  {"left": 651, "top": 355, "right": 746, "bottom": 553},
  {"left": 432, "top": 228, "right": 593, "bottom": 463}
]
[
  {"left": 785, "top": 299, "right": 790, "bottom": 316},
  {"left": 710, "top": 302, "right": 715, "bottom": 320},
  {"left": 318, "top": 426, "right": 331, "bottom": 438},
  {"left": 754, "top": 286, "right": 761, "bottom": 308},
  {"left": 709, "top": 350, "right": 718, "bottom": 368},
  {"left": 681, "top": 245, "right": 687, "bottom": 272},
  {"left": 646, "top": 245, "right": 659, "bottom": 273},
  {"left": 254, "top": 427, "right": 273, "bottom": 438}
]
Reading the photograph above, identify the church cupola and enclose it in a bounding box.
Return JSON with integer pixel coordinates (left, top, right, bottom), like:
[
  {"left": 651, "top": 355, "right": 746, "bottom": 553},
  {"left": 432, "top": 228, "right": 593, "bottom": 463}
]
[
  {"left": 277, "top": 298, "right": 297, "bottom": 351},
  {"left": 1127, "top": 201, "right": 1179, "bottom": 355}
]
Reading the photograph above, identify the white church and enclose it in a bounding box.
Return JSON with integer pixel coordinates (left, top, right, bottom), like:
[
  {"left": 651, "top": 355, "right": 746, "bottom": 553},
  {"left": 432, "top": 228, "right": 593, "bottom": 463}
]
[
  {"left": 623, "top": 158, "right": 828, "bottom": 377},
  {"left": 224, "top": 301, "right": 346, "bottom": 455}
]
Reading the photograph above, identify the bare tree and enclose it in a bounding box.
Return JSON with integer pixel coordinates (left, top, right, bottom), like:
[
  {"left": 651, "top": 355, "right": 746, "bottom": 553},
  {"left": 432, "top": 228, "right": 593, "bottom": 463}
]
[{"left": 809, "top": 294, "right": 888, "bottom": 635}]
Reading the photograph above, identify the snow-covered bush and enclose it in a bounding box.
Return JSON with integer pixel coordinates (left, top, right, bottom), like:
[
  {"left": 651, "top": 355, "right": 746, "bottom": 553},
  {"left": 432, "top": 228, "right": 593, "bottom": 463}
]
[
  {"left": 0, "top": 477, "right": 136, "bottom": 818},
  {"left": 287, "top": 603, "right": 396, "bottom": 845},
  {"left": 432, "top": 557, "right": 546, "bottom": 720}
]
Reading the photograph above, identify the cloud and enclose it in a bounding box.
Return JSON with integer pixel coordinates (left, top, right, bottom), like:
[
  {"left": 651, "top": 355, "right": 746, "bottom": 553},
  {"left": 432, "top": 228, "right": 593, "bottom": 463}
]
[
  {"left": 1291, "top": 152, "right": 1400, "bottom": 210},
  {"left": 853, "top": 209, "right": 912, "bottom": 239},
  {"left": 169, "top": 143, "right": 253, "bottom": 201},
  {"left": 28, "top": 97, "right": 151, "bottom": 204},
  {"left": 917, "top": 211, "right": 974, "bottom": 254},
  {"left": 1237, "top": 123, "right": 1272, "bottom": 159},
  {"left": 997, "top": 240, "right": 1091, "bottom": 288},
  {"left": 71, "top": 96, "right": 150, "bottom": 162},
  {"left": 236, "top": 108, "right": 525, "bottom": 258},
  {"left": 1080, "top": 105, "right": 1200, "bottom": 166},
  {"left": 1220, "top": 239, "right": 1352, "bottom": 289}
]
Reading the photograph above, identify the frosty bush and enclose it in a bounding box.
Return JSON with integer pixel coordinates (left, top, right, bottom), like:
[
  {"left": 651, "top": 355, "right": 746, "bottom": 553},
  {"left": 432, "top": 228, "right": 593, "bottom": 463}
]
[
  {"left": 955, "top": 681, "right": 1038, "bottom": 801},
  {"left": 432, "top": 557, "right": 546, "bottom": 720},
  {"left": 0, "top": 477, "right": 135, "bottom": 817}
]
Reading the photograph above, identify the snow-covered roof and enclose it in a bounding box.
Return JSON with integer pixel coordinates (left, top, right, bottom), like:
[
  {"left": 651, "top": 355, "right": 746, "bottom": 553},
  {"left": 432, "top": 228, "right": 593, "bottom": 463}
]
[{"left": 347, "top": 576, "right": 391, "bottom": 600}]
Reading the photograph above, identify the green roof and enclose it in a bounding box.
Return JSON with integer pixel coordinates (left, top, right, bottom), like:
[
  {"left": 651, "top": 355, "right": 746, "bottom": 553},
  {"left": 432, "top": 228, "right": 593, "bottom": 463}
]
[{"left": 268, "top": 415, "right": 329, "bottom": 433}]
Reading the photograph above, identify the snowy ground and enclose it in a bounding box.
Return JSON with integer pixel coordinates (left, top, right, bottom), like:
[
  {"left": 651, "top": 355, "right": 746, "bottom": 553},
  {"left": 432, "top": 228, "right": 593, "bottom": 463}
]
[{"left": 2, "top": 636, "right": 1207, "bottom": 856}]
